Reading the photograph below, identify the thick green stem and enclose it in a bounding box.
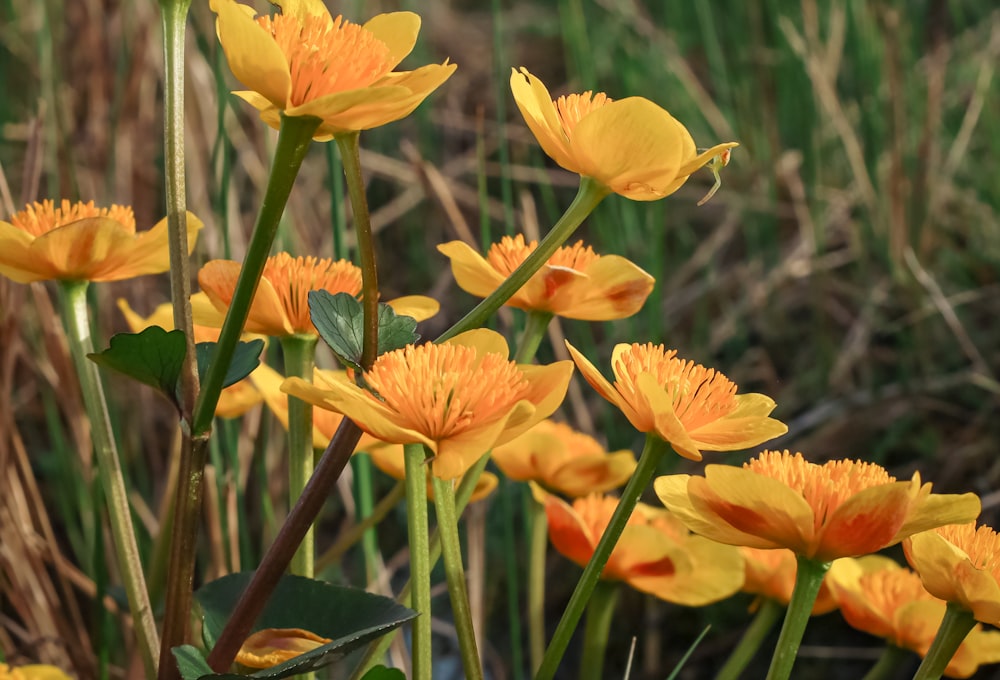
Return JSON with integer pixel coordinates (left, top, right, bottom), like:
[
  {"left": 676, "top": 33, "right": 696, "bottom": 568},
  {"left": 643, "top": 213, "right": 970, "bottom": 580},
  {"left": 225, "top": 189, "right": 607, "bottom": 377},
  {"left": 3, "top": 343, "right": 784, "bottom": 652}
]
[
  {"left": 764, "top": 556, "right": 830, "bottom": 680},
  {"left": 437, "top": 177, "right": 609, "bottom": 342},
  {"left": 534, "top": 434, "right": 671, "bottom": 680},
  {"left": 431, "top": 473, "right": 484, "bottom": 680},
  {"left": 515, "top": 311, "right": 554, "bottom": 364},
  {"left": 715, "top": 598, "right": 783, "bottom": 680},
  {"left": 861, "top": 644, "right": 910, "bottom": 680},
  {"left": 912, "top": 603, "right": 977, "bottom": 680},
  {"left": 353, "top": 453, "right": 380, "bottom": 584},
  {"left": 579, "top": 580, "right": 619, "bottom": 680},
  {"left": 404, "top": 444, "right": 432, "bottom": 680},
  {"left": 282, "top": 334, "right": 318, "bottom": 577},
  {"left": 59, "top": 281, "right": 159, "bottom": 677},
  {"left": 315, "top": 479, "right": 405, "bottom": 571},
  {"left": 527, "top": 494, "right": 548, "bottom": 674},
  {"left": 334, "top": 132, "right": 380, "bottom": 370}
]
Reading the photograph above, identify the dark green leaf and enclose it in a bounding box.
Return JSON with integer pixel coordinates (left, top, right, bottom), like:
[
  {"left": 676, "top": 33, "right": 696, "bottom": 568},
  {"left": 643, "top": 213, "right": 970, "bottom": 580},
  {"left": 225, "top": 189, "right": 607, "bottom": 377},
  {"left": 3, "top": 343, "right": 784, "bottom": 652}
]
[
  {"left": 88, "top": 326, "right": 186, "bottom": 409},
  {"left": 375, "top": 303, "right": 419, "bottom": 357},
  {"left": 195, "top": 572, "right": 416, "bottom": 680},
  {"left": 196, "top": 339, "right": 265, "bottom": 389},
  {"left": 360, "top": 666, "right": 406, "bottom": 680},
  {"left": 172, "top": 645, "right": 213, "bottom": 680},
  {"left": 309, "top": 291, "right": 418, "bottom": 370}
]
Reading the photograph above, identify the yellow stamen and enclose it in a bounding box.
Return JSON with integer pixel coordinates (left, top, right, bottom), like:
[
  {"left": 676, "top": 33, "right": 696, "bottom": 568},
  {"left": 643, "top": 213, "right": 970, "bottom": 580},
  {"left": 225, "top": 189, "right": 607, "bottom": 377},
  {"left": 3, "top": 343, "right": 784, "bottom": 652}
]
[
  {"left": 11, "top": 199, "right": 135, "bottom": 237},
  {"left": 486, "top": 235, "right": 598, "bottom": 276},
  {"left": 554, "top": 91, "right": 613, "bottom": 137},
  {"left": 935, "top": 523, "right": 1000, "bottom": 577},
  {"left": 263, "top": 253, "right": 362, "bottom": 333},
  {"left": 363, "top": 343, "right": 530, "bottom": 440},
  {"left": 260, "top": 13, "right": 394, "bottom": 106}
]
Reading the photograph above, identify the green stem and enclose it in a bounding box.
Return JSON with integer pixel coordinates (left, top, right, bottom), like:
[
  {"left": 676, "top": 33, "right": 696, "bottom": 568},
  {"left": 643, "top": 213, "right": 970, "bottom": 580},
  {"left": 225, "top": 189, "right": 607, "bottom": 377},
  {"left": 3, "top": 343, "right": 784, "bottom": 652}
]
[
  {"left": 281, "top": 334, "right": 318, "bottom": 577},
  {"left": 714, "top": 598, "right": 783, "bottom": 680},
  {"left": 59, "top": 281, "right": 159, "bottom": 677},
  {"left": 436, "top": 177, "right": 609, "bottom": 342},
  {"left": 515, "top": 311, "right": 554, "bottom": 364},
  {"left": 911, "top": 603, "right": 977, "bottom": 680},
  {"left": 352, "top": 453, "right": 381, "bottom": 584},
  {"left": 534, "top": 434, "right": 671, "bottom": 680},
  {"left": 315, "top": 479, "right": 405, "bottom": 572},
  {"left": 334, "top": 132, "right": 380, "bottom": 370},
  {"left": 861, "top": 644, "right": 910, "bottom": 680},
  {"left": 579, "top": 580, "right": 619, "bottom": 680},
  {"left": 527, "top": 494, "right": 548, "bottom": 674},
  {"left": 404, "top": 444, "right": 432, "bottom": 680},
  {"left": 764, "top": 556, "right": 831, "bottom": 680},
  {"left": 431, "top": 473, "right": 484, "bottom": 680}
]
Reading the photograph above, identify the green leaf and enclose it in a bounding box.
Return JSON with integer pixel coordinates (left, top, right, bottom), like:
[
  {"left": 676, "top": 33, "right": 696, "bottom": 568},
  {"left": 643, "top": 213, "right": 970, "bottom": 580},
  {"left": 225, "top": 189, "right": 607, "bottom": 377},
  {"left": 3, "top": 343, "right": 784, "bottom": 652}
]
[
  {"left": 173, "top": 645, "right": 214, "bottom": 680},
  {"left": 196, "top": 339, "right": 265, "bottom": 389},
  {"left": 309, "top": 291, "right": 418, "bottom": 370},
  {"left": 360, "top": 666, "right": 406, "bottom": 680},
  {"left": 195, "top": 572, "right": 417, "bottom": 680}
]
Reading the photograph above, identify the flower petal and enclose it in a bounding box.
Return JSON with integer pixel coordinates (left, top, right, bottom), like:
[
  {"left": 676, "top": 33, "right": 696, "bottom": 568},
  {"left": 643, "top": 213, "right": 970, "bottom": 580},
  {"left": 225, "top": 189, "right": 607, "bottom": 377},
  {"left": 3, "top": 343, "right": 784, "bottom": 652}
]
[
  {"left": 551, "top": 255, "right": 654, "bottom": 321},
  {"left": 362, "top": 12, "right": 420, "bottom": 70},
  {"left": 566, "top": 341, "right": 638, "bottom": 424},
  {"left": 385, "top": 294, "right": 439, "bottom": 322},
  {"left": 270, "top": 0, "right": 331, "bottom": 23},
  {"left": 437, "top": 240, "right": 509, "bottom": 299},
  {"left": 0, "top": 220, "right": 42, "bottom": 282},
  {"left": 688, "top": 393, "right": 787, "bottom": 449},
  {"left": 212, "top": 0, "right": 291, "bottom": 109},
  {"left": 816, "top": 481, "right": 918, "bottom": 560},
  {"left": 509, "top": 68, "right": 574, "bottom": 170},
  {"left": 98, "top": 212, "right": 202, "bottom": 281},
  {"left": 636, "top": 372, "right": 704, "bottom": 459},
  {"left": 548, "top": 451, "right": 637, "bottom": 497},
  {"left": 894, "top": 491, "right": 982, "bottom": 542}
]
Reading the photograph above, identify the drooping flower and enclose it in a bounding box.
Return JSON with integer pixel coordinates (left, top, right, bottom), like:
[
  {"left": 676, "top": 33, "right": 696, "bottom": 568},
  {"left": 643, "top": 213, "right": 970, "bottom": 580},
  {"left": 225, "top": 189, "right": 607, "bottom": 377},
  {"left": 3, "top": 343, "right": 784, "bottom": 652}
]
[
  {"left": 363, "top": 444, "right": 498, "bottom": 503},
  {"left": 740, "top": 547, "right": 839, "bottom": 614},
  {"left": 510, "top": 67, "right": 737, "bottom": 201},
  {"left": 236, "top": 628, "right": 331, "bottom": 669},
  {"left": 655, "top": 450, "right": 981, "bottom": 562},
  {"left": 566, "top": 341, "right": 786, "bottom": 460},
  {"left": 197, "top": 253, "right": 438, "bottom": 338},
  {"left": 0, "top": 664, "right": 72, "bottom": 680},
  {"left": 0, "top": 200, "right": 201, "bottom": 283},
  {"left": 905, "top": 523, "right": 1000, "bottom": 627},
  {"left": 282, "top": 329, "right": 573, "bottom": 479},
  {"left": 491, "top": 419, "right": 636, "bottom": 497},
  {"left": 540, "top": 488, "right": 744, "bottom": 606},
  {"left": 827, "top": 556, "right": 1000, "bottom": 678},
  {"left": 210, "top": 0, "right": 456, "bottom": 140},
  {"left": 437, "top": 235, "right": 654, "bottom": 320}
]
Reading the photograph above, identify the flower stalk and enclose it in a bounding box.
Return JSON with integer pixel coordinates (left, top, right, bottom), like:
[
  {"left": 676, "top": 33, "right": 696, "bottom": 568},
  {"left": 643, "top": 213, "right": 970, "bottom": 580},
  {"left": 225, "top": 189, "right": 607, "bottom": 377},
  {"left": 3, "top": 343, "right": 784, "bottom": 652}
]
[
  {"left": 714, "top": 598, "right": 783, "bottom": 680},
  {"left": 527, "top": 494, "right": 548, "bottom": 674},
  {"left": 579, "top": 579, "right": 619, "bottom": 680},
  {"left": 860, "top": 644, "right": 910, "bottom": 680},
  {"left": 282, "top": 333, "right": 319, "bottom": 577},
  {"left": 764, "top": 556, "right": 831, "bottom": 680},
  {"left": 911, "top": 603, "right": 977, "bottom": 680},
  {"left": 515, "top": 311, "right": 553, "bottom": 364},
  {"left": 404, "top": 444, "right": 432, "bottom": 680}
]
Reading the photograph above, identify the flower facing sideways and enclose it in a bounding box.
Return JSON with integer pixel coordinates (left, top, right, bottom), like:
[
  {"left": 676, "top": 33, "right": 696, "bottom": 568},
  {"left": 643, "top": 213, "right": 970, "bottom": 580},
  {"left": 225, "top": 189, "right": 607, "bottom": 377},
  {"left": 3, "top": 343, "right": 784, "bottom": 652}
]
[
  {"left": 740, "top": 547, "right": 838, "bottom": 614},
  {"left": 282, "top": 329, "right": 574, "bottom": 480},
  {"left": 566, "top": 341, "right": 786, "bottom": 460},
  {"left": 0, "top": 200, "right": 201, "bottom": 284},
  {"left": 236, "top": 628, "right": 331, "bottom": 669},
  {"left": 655, "top": 450, "right": 981, "bottom": 562},
  {"left": 510, "top": 67, "right": 737, "bottom": 201},
  {"left": 437, "top": 235, "right": 654, "bottom": 321},
  {"left": 210, "top": 0, "right": 456, "bottom": 140}
]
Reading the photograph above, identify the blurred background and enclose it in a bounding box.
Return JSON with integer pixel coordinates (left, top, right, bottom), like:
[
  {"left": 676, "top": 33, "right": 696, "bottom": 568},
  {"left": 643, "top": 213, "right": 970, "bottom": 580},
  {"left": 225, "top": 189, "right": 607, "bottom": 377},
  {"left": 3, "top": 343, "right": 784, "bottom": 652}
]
[{"left": 1, "top": 0, "right": 999, "bottom": 678}]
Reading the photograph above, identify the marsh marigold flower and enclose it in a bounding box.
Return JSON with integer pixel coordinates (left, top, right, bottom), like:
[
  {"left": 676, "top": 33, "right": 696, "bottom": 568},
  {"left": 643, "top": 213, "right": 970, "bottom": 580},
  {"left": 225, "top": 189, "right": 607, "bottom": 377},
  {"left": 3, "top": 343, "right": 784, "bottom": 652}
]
[
  {"left": 437, "top": 235, "right": 654, "bottom": 320},
  {"left": 740, "top": 547, "right": 838, "bottom": 614},
  {"left": 0, "top": 664, "right": 72, "bottom": 680},
  {"left": 491, "top": 419, "right": 636, "bottom": 496},
  {"left": 282, "top": 329, "right": 574, "bottom": 479},
  {"left": 655, "top": 450, "right": 981, "bottom": 562},
  {"left": 540, "top": 488, "right": 744, "bottom": 605},
  {"left": 566, "top": 342, "right": 786, "bottom": 460},
  {"left": 0, "top": 200, "right": 201, "bottom": 283},
  {"left": 197, "top": 253, "right": 438, "bottom": 338},
  {"left": 236, "top": 628, "right": 331, "bottom": 669},
  {"left": 905, "top": 523, "right": 1000, "bottom": 627},
  {"left": 211, "top": 0, "right": 456, "bottom": 140},
  {"left": 827, "top": 556, "right": 1000, "bottom": 678},
  {"left": 510, "top": 68, "right": 737, "bottom": 201}
]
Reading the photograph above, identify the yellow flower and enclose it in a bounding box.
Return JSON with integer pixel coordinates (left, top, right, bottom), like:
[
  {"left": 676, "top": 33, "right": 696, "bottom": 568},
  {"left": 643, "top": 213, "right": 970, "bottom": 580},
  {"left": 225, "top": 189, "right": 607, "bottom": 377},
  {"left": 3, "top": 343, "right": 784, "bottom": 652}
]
[
  {"left": 0, "top": 200, "right": 201, "bottom": 283},
  {"left": 905, "top": 523, "right": 1000, "bottom": 627},
  {"left": 235, "top": 628, "right": 330, "bottom": 669},
  {"left": 282, "top": 329, "right": 573, "bottom": 480},
  {"left": 828, "top": 556, "right": 1000, "bottom": 678},
  {"left": 210, "top": 0, "right": 456, "bottom": 140},
  {"left": 740, "top": 547, "right": 839, "bottom": 614},
  {"left": 363, "top": 444, "right": 499, "bottom": 503},
  {"left": 510, "top": 67, "right": 737, "bottom": 201},
  {"left": 491, "top": 419, "right": 636, "bottom": 496},
  {"left": 437, "top": 235, "right": 654, "bottom": 320},
  {"left": 539, "top": 488, "right": 744, "bottom": 606},
  {"left": 0, "top": 664, "right": 72, "bottom": 680},
  {"left": 655, "top": 450, "right": 981, "bottom": 562},
  {"left": 197, "top": 253, "right": 439, "bottom": 338},
  {"left": 566, "top": 342, "right": 786, "bottom": 460}
]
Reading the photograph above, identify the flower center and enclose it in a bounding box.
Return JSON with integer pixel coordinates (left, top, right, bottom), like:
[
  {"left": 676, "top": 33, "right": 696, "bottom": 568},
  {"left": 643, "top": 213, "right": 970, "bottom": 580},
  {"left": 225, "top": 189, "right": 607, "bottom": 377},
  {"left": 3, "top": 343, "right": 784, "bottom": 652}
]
[
  {"left": 486, "top": 235, "right": 599, "bottom": 276},
  {"left": 613, "top": 343, "right": 739, "bottom": 430},
  {"left": 935, "top": 523, "right": 1000, "bottom": 577},
  {"left": 260, "top": 12, "right": 394, "bottom": 106},
  {"left": 10, "top": 199, "right": 134, "bottom": 237},
  {"left": 554, "top": 91, "right": 613, "bottom": 137},
  {"left": 363, "top": 343, "right": 530, "bottom": 441},
  {"left": 746, "top": 451, "right": 895, "bottom": 531},
  {"left": 263, "top": 253, "right": 362, "bottom": 334}
]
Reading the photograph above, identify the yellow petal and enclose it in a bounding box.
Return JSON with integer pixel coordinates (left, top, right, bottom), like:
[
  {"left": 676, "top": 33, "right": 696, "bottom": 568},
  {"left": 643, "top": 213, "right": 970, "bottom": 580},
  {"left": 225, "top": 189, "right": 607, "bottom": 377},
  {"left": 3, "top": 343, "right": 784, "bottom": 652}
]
[
  {"left": 566, "top": 341, "right": 638, "bottom": 425},
  {"left": 363, "top": 12, "right": 420, "bottom": 70},
  {"left": 894, "top": 492, "right": 982, "bottom": 542},
  {"left": 637, "top": 372, "right": 704, "bottom": 460},
  {"left": 507, "top": 362, "right": 574, "bottom": 439},
  {"left": 509, "top": 68, "right": 575, "bottom": 170},
  {"left": 437, "top": 240, "right": 508, "bottom": 300},
  {"left": 0, "top": 220, "right": 40, "bottom": 283},
  {"left": 270, "top": 0, "right": 331, "bottom": 23},
  {"left": 101, "top": 212, "right": 202, "bottom": 281},
  {"left": 688, "top": 393, "right": 788, "bottom": 450},
  {"left": 235, "top": 627, "right": 331, "bottom": 669},
  {"left": 213, "top": 0, "right": 291, "bottom": 109},
  {"left": 548, "top": 451, "right": 637, "bottom": 497},
  {"left": 445, "top": 327, "right": 510, "bottom": 358},
  {"left": 550, "top": 255, "right": 654, "bottom": 321},
  {"left": 385, "top": 294, "right": 439, "bottom": 322},
  {"left": 676, "top": 142, "right": 741, "bottom": 178},
  {"left": 30, "top": 218, "right": 135, "bottom": 281}
]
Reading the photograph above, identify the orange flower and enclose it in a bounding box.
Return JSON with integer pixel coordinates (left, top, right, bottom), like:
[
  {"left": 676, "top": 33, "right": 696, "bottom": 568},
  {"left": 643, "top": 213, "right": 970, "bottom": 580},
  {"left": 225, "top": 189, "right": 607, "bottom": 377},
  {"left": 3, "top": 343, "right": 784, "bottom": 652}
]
[
  {"left": 655, "top": 451, "right": 981, "bottom": 562},
  {"left": 740, "top": 547, "right": 838, "bottom": 614},
  {"left": 0, "top": 200, "right": 201, "bottom": 283},
  {"left": 363, "top": 444, "right": 498, "bottom": 503},
  {"left": 211, "top": 0, "right": 455, "bottom": 140},
  {"left": 282, "top": 329, "right": 573, "bottom": 479},
  {"left": 566, "top": 342, "right": 786, "bottom": 460},
  {"left": 540, "top": 489, "right": 743, "bottom": 606},
  {"left": 905, "top": 523, "right": 1000, "bottom": 627},
  {"left": 491, "top": 419, "right": 636, "bottom": 497},
  {"left": 197, "top": 253, "right": 438, "bottom": 338},
  {"left": 510, "top": 68, "right": 737, "bottom": 201},
  {"left": 827, "top": 556, "right": 1000, "bottom": 678},
  {"left": 437, "top": 235, "right": 654, "bottom": 320},
  {"left": 235, "top": 627, "right": 330, "bottom": 669}
]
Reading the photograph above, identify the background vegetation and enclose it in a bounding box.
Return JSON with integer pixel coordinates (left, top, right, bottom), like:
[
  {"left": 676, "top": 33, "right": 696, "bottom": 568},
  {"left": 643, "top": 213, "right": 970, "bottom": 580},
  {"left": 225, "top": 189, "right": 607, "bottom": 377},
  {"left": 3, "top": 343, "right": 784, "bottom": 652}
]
[{"left": 1, "top": 0, "right": 999, "bottom": 678}]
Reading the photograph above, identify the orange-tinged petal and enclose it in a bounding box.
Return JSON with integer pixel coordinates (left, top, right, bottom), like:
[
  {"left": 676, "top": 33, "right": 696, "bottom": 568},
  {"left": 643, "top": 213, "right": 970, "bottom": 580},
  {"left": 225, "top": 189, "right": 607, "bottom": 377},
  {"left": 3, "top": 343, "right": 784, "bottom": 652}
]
[
  {"left": 235, "top": 627, "right": 330, "bottom": 669},
  {"left": 362, "top": 12, "right": 420, "bottom": 70},
  {"left": 630, "top": 534, "right": 745, "bottom": 607},
  {"left": 385, "top": 295, "right": 439, "bottom": 322},
  {"left": 27, "top": 218, "right": 133, "bottom": 280},
  {"left": 654, "top": 474, "right": 776, "bottom": 548},
  {"left": 906, "top": 528, "right": 1000, "bottom": 626},
  {"left": 556, "top": 255, "right": 654, "bottom": 321},
  {"left": 431, "top": 412, "right": 519, "bottom": 480},
  {"left": 545, "top": 494, "right": 600, "bottom": 570},
  {"left": 688, "top": 393, "right": 787, "bottom": 448},
  {"left": 0, "top": 221, "right": 39, "bottom": 283},
  {"left": 505, "top": 362, "right": 574, "bottom": 438},
  {"left": 814, "top": 481, "right": 917, "bottom": 560},
  {"left": 547, "top": 451, "right": 637, "bottom": 497},
  {"left": 212, "top": 0, "right": 291, "bottom": 108},
  {"left": 637, "top": 372, "right": 704, "bottom": 460},
  {"left": 566, "top": 341, "right": 639, "bottom": 425},
  {"left": 197, "top": 260, "right": 293, "bottom": 336},
  {"left": 105, "top": 212, "right": 202, "bottom": 280}
]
